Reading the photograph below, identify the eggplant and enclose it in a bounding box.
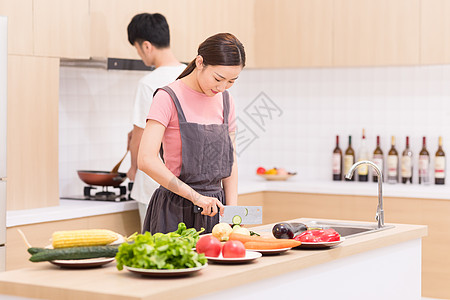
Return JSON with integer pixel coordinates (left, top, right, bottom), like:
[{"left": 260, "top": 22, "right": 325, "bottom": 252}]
[{"left": 272, "top": 222, "right": 307, "bottom": 239}]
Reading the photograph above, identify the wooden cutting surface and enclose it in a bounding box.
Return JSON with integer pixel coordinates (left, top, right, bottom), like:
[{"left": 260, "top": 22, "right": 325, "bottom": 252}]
[{"left": 0, "top": 218, "right": 427, "bottom": 300}]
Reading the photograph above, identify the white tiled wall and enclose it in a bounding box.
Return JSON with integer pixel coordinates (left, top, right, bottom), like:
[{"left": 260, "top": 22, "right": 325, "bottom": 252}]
[
  {"left": 59, "top": 67, "right": 140, "bottom": 196},
  {"left": 59, "top": 64, "right": 450, "bottom": 196}
]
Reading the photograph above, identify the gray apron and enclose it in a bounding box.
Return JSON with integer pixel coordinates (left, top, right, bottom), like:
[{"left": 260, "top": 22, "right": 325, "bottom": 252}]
[{"left": 142, "top": 86, "right": 234, "bottom": 234}]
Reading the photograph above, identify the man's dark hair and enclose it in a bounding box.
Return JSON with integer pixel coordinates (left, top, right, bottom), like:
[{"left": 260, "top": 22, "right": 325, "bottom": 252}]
[{"left": 127, "top": 13, "right": 170, "bottom": 48}]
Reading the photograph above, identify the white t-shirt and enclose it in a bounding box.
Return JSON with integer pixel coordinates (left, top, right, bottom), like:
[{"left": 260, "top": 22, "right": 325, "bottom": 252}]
[{"left": 131, "top": 64, "right": 186, "bottom": 205}]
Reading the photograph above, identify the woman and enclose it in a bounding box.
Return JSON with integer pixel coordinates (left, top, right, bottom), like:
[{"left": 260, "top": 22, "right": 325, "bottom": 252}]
[{"left": 138, "top": 33, "right": 245, "bottom": 234}]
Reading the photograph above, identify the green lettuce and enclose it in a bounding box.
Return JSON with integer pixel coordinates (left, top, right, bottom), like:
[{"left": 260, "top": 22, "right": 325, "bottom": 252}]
[{"left": 116, "top": 223, "right": 206, "bottom": 270}]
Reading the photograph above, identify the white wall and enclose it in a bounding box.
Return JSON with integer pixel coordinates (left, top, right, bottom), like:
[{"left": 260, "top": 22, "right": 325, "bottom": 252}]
[{"left": 59, "top": 65, "right": 450, "bottom": 196}]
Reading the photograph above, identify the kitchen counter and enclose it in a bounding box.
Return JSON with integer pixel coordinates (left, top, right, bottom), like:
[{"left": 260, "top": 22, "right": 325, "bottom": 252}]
[
  {"left": 239, "top": 176, "right": 450, "bottom": 199},
  {"left": 0, "top": 218, "right": 427, "bottom": 300},
  {"left": 7, "top": 176, "right": 449, "bottom": 227}
]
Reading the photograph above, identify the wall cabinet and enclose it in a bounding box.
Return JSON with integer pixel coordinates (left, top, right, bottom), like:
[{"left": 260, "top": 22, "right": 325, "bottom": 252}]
[
  {"left": 0, "top": 0, "right": 33, "bottom": 55},
  {"left": 2, "top": 0, "right": 450, "bottom": 66},
  {"left": 254, "top": 0, "right": 333, "bottom": 68},
  {"left": 90, "top": 0, "right": 256, "bottom": 66},
  {"left": 420, "top": 0, "right": 450, "bottom": 65},
  {"left": 7, "top": 55, "right": 59, "bottom": 210},
  {"left": 333, "top": 0, "right": 420, "bottom": 67},
  {"left": 89, "top": 0, "right": 141, "bottom": 59},
  {"left": 34, "top": 0, "right": 90, "bottom": 58}
]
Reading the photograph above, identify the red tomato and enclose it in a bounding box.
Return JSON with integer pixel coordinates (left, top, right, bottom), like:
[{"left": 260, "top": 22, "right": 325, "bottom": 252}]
[
  {"left": 222, "top": 240, "right": 246, "bottom": 258},
  {"left": 195, "top": 236, "right": 222, "bottom": 257},
  {"left": 256, "top": 167, "right": 266, "bottom": 175}
]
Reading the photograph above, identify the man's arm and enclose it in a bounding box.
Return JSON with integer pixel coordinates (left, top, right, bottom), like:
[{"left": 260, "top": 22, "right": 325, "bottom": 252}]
[{"left": 127, "top": 125, "right": 144, "bottom": 181}]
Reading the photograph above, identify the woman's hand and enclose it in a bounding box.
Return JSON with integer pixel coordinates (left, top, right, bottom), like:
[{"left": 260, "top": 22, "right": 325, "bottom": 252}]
[{"left": 194, "top": 195, "right": 225, "bottom": 217}]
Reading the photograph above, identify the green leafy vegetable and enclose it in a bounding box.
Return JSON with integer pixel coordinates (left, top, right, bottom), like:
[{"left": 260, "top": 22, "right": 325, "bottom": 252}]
[{"left": 115, "top": 223, "right": 207, "bottom": 270}]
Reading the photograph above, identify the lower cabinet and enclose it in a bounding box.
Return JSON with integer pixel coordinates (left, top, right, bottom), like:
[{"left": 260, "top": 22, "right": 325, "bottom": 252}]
[
  {"left": 6, "top": 210, "right": 140, "bottom": 271},
  {"left": 239, "top": 191, "right": 450, "bottom": 299}
]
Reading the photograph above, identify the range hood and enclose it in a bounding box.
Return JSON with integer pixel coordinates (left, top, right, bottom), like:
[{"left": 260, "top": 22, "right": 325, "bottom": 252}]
[{"left": 60, "top": 57, "right": 155, "bottom": 71}]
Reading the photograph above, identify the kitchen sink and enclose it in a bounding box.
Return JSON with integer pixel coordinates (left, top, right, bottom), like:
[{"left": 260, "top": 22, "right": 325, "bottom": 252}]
[{"left": 305, "top": 220, "right": 395, "bottom": 239}]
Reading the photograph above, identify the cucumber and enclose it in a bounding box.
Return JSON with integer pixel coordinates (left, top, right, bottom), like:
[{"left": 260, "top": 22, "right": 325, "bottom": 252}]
[
  {"left": 29, "top": 245, "right": 119, "bottom": 262},
  {"left": 27, "top": 247, "right": 47, "bottom": 255},
  {"left": 232, "top": 215, "right": 242, "bottom": 225}
]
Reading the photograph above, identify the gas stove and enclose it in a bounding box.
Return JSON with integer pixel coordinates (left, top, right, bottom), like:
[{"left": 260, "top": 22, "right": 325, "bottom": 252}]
[{"left": 61, "top": 183, "right": 133, "bottom": 202}]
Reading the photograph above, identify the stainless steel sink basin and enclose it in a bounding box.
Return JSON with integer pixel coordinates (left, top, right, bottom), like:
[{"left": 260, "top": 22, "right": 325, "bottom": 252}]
[{"left": 305, "top": 220, "right": 395, "bottom": 239}]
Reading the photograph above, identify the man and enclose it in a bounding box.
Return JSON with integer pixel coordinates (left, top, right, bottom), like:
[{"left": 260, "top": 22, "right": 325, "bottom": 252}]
[{"left": 127, "top": 13, "right": 185, "bottom": 226}]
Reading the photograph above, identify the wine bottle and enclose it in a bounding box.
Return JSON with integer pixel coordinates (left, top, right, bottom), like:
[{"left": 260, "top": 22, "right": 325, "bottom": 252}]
[
  {"left": 332, "top": 135, "right": 342, "bottom": 181},
  {"left": 401, "top": 136, "right": 413, "bottom": 184},
  {"left": 418, "top": 136, "right": 430, "bottom": 184},
  {"left": 387, "top": 136, "right": 399, "bottom": 184},
  {"left": 372, "top": 135, "right": 384, "bottom": 182},
  {"left": 357, "top": 129, "right": 369, "bottom": 182},
  {"left": 344, "top": 135, "right": 355, "bottom": 181},
  {"left": 435, "top": 136, "right": 446, "bottom": 185}
]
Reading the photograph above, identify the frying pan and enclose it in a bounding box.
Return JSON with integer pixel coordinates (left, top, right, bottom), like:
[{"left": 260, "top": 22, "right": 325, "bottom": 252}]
[{"left": 77, "top": 170, "right": 127, "bottom": 187}]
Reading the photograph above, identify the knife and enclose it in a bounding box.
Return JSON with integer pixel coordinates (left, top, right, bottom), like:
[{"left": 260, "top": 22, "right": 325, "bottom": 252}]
[{"left": 220, "top": 206, "right": 263, "bottom": 225}]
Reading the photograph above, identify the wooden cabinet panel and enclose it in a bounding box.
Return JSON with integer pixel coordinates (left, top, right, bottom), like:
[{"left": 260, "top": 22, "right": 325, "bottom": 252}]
[
  {"left": 0, "top": 0, "right": 33, "bottom": 55},
  {"left": 7, "top": 55, "right": 59, "bottom": 210},
  {"left": 334, "top": 0, "right": 420, "bottom": 66},
  {"left": 90, "top": 0, "right": 140, "bottom": 59},
  {"left": 421, "top": 0, "right": 450, "bottom": 64},
  {"left": 143, "top": 0, "right": 256, "bottom": 67},
  {"left": 90, "top": 0, "right": 256, "bottom": 66},
  {"left": 34, "top": 0, "right": 90, "bottom": 58},
  {"left": 254, "top": 0, "right": 333, "bottom": 68}
]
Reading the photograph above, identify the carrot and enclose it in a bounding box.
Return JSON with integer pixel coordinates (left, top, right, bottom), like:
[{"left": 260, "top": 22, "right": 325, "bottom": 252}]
[
  {"left": 229, "top": 233, "right": 272, "bottom": 243},
  {"left": 229, "top": 233, "right": 301, "bottom": 249},
  {"left": 244, "top": 240, "right": 301, "bottom": 250}
]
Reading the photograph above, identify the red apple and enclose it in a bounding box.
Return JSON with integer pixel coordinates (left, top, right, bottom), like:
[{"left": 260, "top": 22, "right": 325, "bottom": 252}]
[
  {"left": 222, "top": 240, "right": 246, "bottom": 258},
  {"left": 256, "top": 167, "right": 266, "bottom": 175},
  {"left": 195, "top": 235, "right": 222, "bottom": 257}
]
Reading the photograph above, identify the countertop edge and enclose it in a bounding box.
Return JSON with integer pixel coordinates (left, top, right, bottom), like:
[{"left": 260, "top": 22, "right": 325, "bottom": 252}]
[{"left": 6, "top": 200, "right": 138, "bottom": 228}]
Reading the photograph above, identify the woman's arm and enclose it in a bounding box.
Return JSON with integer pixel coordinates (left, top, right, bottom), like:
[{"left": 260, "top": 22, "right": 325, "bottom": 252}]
[
  {"left": 222, "top": 131, "right": 238, "bottom": 206},
  {"left": 138, "top": 120, "right": 224, "bottom": 216}
]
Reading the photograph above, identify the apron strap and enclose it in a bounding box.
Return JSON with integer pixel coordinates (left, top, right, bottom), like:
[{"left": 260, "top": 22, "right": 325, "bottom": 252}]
[
  {"left": 222, "top": 90, "right": 230, "bottom": 125},
  {"left": 154, "top": 86, "right": 187, "bottom": 122}
]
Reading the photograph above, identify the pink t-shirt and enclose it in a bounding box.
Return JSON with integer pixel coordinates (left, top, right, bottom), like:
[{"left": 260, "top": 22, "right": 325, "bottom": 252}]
[{"left": 147, "top": 79, "right": 236, "bottom": 176}]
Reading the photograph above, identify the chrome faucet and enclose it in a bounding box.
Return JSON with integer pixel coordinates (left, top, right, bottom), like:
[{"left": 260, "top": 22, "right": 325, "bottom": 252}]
[{"left": 345, "top": 161, "right": 384, "bottom": 229}]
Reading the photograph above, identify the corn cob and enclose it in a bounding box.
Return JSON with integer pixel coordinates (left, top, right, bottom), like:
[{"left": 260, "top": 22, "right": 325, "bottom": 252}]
[{"left": 52, "top": 229, "right": 119, "bottom": 248}]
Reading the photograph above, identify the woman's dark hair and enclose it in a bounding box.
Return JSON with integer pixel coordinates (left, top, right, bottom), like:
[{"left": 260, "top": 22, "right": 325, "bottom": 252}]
[
  {"left": 177, "top": 33, "right": 245, "bottom": 80},
  {"left": 127, "top": 13, "right": 170, "bottom": 48}
]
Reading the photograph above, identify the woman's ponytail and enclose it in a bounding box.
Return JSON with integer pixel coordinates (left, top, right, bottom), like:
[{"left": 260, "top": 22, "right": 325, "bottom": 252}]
[{"left": 177, "top": 59, "right": 196, "bottom": 80}]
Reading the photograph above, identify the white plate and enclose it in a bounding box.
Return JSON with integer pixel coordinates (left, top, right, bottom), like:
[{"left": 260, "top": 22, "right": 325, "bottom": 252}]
[
  {"left": 49, "top": 257, "right": 115, "bottom": 268},
  {"left": 248, "top": 247, "right": 292, "bottom": 255},
  {"left": 124, "top": 264, "right": 207, "bottom": 277},
  {"left": 295, "top": 237, "right": 345, "bottom": 249},
  {"left": 205, "top": 250, "right": 262, "bottom": 264}
]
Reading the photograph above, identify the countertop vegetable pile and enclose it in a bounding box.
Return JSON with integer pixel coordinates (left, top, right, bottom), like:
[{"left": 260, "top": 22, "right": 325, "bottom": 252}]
[{"left": 115, "top": 223, "right": 206, "bottom": 270}]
